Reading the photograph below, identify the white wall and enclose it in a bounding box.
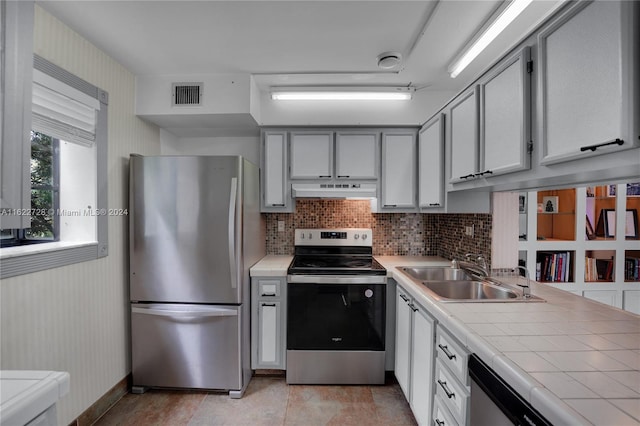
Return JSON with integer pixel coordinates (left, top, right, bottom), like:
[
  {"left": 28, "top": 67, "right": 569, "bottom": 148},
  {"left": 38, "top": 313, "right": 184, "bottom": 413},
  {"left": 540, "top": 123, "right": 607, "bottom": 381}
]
[
  {"left": 0, "top": 6, "right": 161, "bottom": 425},
  {"left": 59, "top": 141, "right": 97, "bottom": 242},
  {"left": 161, "top": 133, "right": 260, "bottom": 165}
]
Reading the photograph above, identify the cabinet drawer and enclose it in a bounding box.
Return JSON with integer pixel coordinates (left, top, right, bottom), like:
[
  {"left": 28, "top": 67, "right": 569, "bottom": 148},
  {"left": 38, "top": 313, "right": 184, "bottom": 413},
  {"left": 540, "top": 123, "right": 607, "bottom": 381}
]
[
  {"left": 433, "top": 393, "right": 459, "bottom": 426},
  {"left": 435, "top": 359, "right": 470, "bottom": 426},
  {"left": 436, "top": 327, "right": 469, "bottom": 385},
  {"left": 257, "top": 279, "right": 281, "bottom": 298}
]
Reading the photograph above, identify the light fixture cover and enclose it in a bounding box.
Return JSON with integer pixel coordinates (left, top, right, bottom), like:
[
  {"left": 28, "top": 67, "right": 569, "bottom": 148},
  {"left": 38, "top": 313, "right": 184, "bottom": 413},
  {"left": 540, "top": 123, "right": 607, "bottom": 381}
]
[
  {"left": 448, "top": 0, "right": 533, "bottom": 78},
  {"left": 377, "top": 52, "right": 402, "bottom": 69},
  {"left": 270, "top": 86, "right": 414, "bottom": 101}
]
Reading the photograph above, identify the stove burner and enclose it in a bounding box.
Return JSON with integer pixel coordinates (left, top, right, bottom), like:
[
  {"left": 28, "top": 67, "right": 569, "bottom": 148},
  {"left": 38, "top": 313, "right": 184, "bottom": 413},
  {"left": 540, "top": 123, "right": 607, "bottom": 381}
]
[{"left": 288, "top": 254, "right": 386, "bottom": 276}]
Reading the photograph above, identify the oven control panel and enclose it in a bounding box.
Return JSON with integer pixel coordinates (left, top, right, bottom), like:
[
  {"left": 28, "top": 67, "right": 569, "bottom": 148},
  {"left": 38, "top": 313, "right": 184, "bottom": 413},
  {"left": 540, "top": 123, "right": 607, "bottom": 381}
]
[{"left": 295, "top": 228, "right": 372, "bottom": 246}]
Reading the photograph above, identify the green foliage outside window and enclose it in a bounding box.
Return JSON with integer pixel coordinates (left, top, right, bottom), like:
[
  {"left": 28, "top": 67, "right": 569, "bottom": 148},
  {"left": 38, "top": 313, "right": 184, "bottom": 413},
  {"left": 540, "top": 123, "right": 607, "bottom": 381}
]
[{"left": 29, "top": 131, "right": 57, "bottom": 239}]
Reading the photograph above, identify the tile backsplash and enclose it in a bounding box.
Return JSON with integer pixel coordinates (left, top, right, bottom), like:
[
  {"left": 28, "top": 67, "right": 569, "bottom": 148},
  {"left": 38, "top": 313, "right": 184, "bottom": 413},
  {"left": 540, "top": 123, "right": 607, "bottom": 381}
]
[{"left": 264, "top": 200, "right": 492, "bottom": 265}]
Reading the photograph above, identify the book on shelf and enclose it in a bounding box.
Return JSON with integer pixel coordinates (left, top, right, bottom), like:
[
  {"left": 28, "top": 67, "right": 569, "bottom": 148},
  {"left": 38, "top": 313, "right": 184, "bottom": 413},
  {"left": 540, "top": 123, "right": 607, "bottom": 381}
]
[
  {"left": 536, "top": 251, "right": 572, "bottom": 282},
  {"left": 585, "top": 257, "right": 614, "bottom": 281},
  {"left": 625, "top": 257, "right": 640, "bottom": 281}
]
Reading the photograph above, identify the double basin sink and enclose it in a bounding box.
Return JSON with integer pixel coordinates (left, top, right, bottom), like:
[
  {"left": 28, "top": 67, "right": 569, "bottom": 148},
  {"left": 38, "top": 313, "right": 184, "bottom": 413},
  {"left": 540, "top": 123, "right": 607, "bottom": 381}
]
[{"left": 397, "top": 266, "right": 545, "bottom": 303}]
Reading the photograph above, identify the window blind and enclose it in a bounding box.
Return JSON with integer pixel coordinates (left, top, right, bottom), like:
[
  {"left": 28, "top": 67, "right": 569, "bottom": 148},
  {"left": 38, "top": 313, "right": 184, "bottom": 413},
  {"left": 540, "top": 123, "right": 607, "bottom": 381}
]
[{"left": 32, "top": 69, "right": 100, "bottom": 146}]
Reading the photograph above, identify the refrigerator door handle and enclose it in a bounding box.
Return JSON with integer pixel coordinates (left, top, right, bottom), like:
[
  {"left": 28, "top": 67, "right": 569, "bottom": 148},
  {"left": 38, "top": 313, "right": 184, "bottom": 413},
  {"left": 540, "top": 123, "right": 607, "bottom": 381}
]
[
  {"left": 228, "top": 177, "right": 238, "bottom": 289},
  {"left": 132, "top": 306, "right": 239, "bottom": 318}
]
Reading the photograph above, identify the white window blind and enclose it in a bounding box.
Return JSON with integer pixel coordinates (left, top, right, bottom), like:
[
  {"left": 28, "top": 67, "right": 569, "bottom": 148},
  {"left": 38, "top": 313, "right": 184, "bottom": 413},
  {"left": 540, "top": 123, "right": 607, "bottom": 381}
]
[{"left": 32, "top": 69, "right": 100, "bottom": 146}]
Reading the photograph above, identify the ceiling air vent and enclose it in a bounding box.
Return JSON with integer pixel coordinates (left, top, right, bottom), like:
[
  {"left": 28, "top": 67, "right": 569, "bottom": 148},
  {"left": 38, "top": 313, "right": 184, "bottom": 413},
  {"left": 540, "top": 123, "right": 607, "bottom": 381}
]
[{"left": 171, "top": 82, "right": 203, "bottom": 106}]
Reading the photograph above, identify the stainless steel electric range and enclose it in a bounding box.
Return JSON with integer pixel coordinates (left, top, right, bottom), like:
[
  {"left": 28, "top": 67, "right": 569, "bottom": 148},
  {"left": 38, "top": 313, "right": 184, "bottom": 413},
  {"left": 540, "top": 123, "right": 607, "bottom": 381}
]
[{"left": 286, "top": 228, "right": 387, "bottom": 385}]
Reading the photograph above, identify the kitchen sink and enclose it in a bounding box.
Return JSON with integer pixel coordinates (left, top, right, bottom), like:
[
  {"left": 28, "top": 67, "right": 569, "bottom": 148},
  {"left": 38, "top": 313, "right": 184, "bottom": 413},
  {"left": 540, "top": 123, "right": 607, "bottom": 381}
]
[
  {"left": 398, "top": 266, "right": 471, "bottom": 281},
  {"left": 423, "top": 280, "right": 518, "bottom": 301},
  {"left": 396, "top": 266, "right": 545, "bottom": 303}
]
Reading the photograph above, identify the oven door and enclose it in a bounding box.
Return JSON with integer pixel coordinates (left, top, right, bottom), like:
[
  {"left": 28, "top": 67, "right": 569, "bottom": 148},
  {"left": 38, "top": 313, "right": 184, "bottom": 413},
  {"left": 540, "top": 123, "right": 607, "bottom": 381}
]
[{"left": 287, "top": 277, "right": 385, "bottom": 351}]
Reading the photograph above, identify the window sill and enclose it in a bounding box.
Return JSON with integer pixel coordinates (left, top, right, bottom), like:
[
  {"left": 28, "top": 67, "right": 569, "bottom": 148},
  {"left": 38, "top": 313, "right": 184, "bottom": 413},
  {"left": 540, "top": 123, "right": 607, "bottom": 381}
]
[
  {"left": 0, "top": 241, "right": 97, "bottom": 259},
  {"left": 0, "top": 241, "right": 102, "bottom": 279}
]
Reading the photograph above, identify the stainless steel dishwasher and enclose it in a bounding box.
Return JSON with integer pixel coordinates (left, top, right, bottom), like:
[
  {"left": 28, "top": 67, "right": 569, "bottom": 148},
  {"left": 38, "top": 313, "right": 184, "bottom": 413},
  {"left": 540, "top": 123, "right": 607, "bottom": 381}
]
[{"left": 469, "top": 354, "right": 552, "bottom": 425}]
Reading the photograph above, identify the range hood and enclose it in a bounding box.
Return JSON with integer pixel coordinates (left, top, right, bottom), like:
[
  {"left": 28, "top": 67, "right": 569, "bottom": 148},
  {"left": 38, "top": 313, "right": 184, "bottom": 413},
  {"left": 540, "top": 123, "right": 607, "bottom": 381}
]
[{"left": 291, "top": 183, "right": 377, "bottom": 199}]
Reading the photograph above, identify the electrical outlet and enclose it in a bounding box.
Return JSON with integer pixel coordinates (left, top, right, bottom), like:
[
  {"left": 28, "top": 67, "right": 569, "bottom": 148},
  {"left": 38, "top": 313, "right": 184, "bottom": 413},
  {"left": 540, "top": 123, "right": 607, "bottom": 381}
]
[
  {"left": 465, "top": 224, "right": 475, "bottom": 237},
  {"left": 277, "top": 221, "right": 285, "bottom": 232}
]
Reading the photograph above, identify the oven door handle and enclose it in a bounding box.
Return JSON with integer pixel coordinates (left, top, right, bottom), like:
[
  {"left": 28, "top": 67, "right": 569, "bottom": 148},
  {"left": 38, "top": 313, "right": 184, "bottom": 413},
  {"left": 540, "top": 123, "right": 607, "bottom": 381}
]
[{"left": 287, "top": 275, "right": 387, "bottom": 284}]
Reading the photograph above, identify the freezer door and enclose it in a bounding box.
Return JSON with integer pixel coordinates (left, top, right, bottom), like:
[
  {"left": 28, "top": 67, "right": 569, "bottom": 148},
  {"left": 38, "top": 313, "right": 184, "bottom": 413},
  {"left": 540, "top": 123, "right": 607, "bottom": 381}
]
[
  {"left": 130, "top": 156, "right": 242, "bottom": 304},
  {"left": 131, "top": 303, "right": 241, "bottom": 390}
]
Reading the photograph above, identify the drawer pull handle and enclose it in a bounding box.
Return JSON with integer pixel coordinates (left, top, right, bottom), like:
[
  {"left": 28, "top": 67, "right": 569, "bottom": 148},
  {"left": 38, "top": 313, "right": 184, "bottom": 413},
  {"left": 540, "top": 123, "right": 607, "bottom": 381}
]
[
  {"left": 437, "top": 379, "right": 455, "bottom": 399},
  {"left": 435, "top": 419, "right": 445, "bottom": 426},
  {"left": 261, "top": 293, "right": 276, "bottom": 297},
  {"left": 409, "top": 303, "right": 418, "bottom": 312},
  {"left": 261, "top": 303, "right": 276, "bottom": 307},
  {"left": 580, "top": 138, "right": 624, "bottom": 152},
  {"left": 399, "top": 294, "right": 409, "bottom": 302},
  {"left": 269, "top": 204, "right": 285, "bottom": 207},
  {"left": 438, "top": 344, "right": 456, "bottom": 360}
]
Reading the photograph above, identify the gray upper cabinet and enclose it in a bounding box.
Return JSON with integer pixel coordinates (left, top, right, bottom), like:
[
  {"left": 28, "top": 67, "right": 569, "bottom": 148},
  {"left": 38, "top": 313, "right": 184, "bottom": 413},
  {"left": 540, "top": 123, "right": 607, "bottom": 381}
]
[
  {"left": 1, "top": 1, "right": 34, "bottom": 229},
  {"left": 448, "top": 87, "right": 479, "bottom": 183},
  {"left": 479, "top": 47, "right": 531, "bottom": 177},
  {"left": 289, "top": 132, "right": 333, "bottom": 179},
  {"left": 261, "top": 131, "right": 292, "bottom": 212},
  {"left": 335, "top": 132, "right": 378, "bottom": 180},
  {"left": 419, "top": 114, "right": 444, "bottom": 209},
  {"left": 381, "top": 131, "right": 417, "bottom": 210},
  {"left": 537, "top": 0, "right": 639, "bottom": 165}
]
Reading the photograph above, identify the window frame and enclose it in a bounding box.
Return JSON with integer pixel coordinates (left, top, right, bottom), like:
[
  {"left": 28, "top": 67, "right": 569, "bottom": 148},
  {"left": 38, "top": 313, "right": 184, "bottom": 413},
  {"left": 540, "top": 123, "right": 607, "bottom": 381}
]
[
  {"left": 1, "top": 134, "right": 60, "bottom": 247},
  {"left": 0, "top": 54, "right": 109, "bottom": 279}
]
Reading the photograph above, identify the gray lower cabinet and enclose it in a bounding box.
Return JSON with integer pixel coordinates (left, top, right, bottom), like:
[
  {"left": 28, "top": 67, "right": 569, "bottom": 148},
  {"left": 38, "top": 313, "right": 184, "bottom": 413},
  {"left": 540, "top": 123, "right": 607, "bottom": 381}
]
[
  {"left": 395, "top": 284, "right": 436, "bottom": 425},
  {"left": 251, "top": 277, "right": 286, "bottom": 370},
  {"left": 434, "top": 325, "right": 470, "bottom": 425}
]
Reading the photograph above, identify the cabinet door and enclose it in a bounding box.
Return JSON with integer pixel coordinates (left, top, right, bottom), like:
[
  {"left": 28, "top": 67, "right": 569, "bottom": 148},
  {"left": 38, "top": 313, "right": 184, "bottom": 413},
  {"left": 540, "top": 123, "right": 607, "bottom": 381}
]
[
  {"left": 0, "top": 1, "right": 34, "bottom": 229},
  {"left": 394, "top": 288, "right": 412, "bottom": 399},
  {"left": 419, "top": 114, "right": 444, "bottom": 209},
  {"left": 335, "top": 132, "right": 378, "bottom": 179},
  {"left": 410, "top": 303, "right": 435, "bottom": 426},
  {"left": 262, "top": 132, "right": 290, "bottom": 211},
  {"left": 480, "top": 47, "right": 531, "bottom": 177},
  {"left": 538, "top": 1, "right": 638, "bottom": 164},
  {"left": 381, "top": 132, "right": 417, "bottom": 209},
  {"left": 449, "top": 87, "right": 479, "bottom": 183},
  {"left": 290, "top": 132, "right": 333, "bottom": 179},
  {"left": 257, "top": 301, "right": 281, "bottom": 367}
]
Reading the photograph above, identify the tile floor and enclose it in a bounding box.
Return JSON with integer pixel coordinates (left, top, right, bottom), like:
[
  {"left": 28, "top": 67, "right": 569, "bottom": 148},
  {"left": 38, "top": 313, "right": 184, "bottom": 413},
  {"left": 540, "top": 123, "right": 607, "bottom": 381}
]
[{"left": 93, "top": 375, "right": 417, "bottom": 426}]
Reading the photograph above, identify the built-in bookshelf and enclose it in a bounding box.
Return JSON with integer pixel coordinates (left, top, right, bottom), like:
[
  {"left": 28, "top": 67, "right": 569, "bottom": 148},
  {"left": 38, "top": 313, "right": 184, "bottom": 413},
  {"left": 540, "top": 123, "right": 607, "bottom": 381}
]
[{"left": 518, "top": 183, "right": 640, "bottom": 314}]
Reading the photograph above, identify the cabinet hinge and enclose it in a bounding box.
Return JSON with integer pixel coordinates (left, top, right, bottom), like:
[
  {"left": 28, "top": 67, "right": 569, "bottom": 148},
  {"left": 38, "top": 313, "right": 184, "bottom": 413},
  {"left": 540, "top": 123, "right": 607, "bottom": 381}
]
[
  {"left": 527, "top": 60, "right": 533, "bottom": 74},
  {"left": 527, "top": 141, "right": 534, "bottom": 154}
]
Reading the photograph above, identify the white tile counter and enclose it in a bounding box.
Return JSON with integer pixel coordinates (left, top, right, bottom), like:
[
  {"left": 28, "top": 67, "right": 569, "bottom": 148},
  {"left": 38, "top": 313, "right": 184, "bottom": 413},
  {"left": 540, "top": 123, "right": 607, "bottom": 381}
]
[
  {"left": 249, "top": 255, "right": 293, "bottom": 276},
  {"left": 0, "top": 370, "right": 70, "bottom": 426},
  {"left": 249, "top": 254, "right": 640, "bottom": 424},
  {"left": 377, "top": 256, "right": 640, "bottom": 426}
]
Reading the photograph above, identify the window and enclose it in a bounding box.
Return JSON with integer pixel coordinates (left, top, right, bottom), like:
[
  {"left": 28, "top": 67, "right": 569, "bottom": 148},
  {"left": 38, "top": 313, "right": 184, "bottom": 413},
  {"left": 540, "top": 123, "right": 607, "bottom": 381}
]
[
  {"left": 0, "top": 53, "right": 108, "bottom": 279},
  {"left": 1, "top": 131, "right": 60, "bottom": 247}
]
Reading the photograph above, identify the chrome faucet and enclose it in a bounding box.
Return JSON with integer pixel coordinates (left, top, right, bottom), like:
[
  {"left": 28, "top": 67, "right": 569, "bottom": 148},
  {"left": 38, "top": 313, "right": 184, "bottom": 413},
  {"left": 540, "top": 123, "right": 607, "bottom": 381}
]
[
  {"left": 514, "top": 266, "right": 531, "bottom": 298},
  {"left": 465, "top": 253, "right": 489, "bottom": 277}
]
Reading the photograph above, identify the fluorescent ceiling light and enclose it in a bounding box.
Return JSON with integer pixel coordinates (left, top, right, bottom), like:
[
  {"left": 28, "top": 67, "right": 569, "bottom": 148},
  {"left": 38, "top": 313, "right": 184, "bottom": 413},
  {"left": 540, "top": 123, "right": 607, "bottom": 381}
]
[
  {"left": 449, "top": 0, "right": 534, "bottom": 78},
  {"left": 271, "top": 87, "right": 413, "bottom": 101}
]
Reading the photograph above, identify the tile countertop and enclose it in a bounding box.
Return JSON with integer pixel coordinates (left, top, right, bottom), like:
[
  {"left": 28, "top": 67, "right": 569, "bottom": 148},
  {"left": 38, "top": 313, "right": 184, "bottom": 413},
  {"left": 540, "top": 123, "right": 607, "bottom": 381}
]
[{"left": 250, "top": 255, "right": 640, "bottom": 425}]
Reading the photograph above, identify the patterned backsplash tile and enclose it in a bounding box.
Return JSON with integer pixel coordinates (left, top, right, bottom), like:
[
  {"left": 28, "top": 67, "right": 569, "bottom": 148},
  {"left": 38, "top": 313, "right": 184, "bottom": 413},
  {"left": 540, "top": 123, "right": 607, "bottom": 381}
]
[{"left": 264, "top": 200, "right": 492, "bottom": 266}]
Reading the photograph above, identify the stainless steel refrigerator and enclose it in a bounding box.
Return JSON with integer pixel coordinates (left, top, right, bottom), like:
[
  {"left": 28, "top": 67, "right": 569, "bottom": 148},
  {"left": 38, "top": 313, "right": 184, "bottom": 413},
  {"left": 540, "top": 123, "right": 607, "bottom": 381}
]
[{"left": 129, "top": 155, "right": 265, "bottom": 398}]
